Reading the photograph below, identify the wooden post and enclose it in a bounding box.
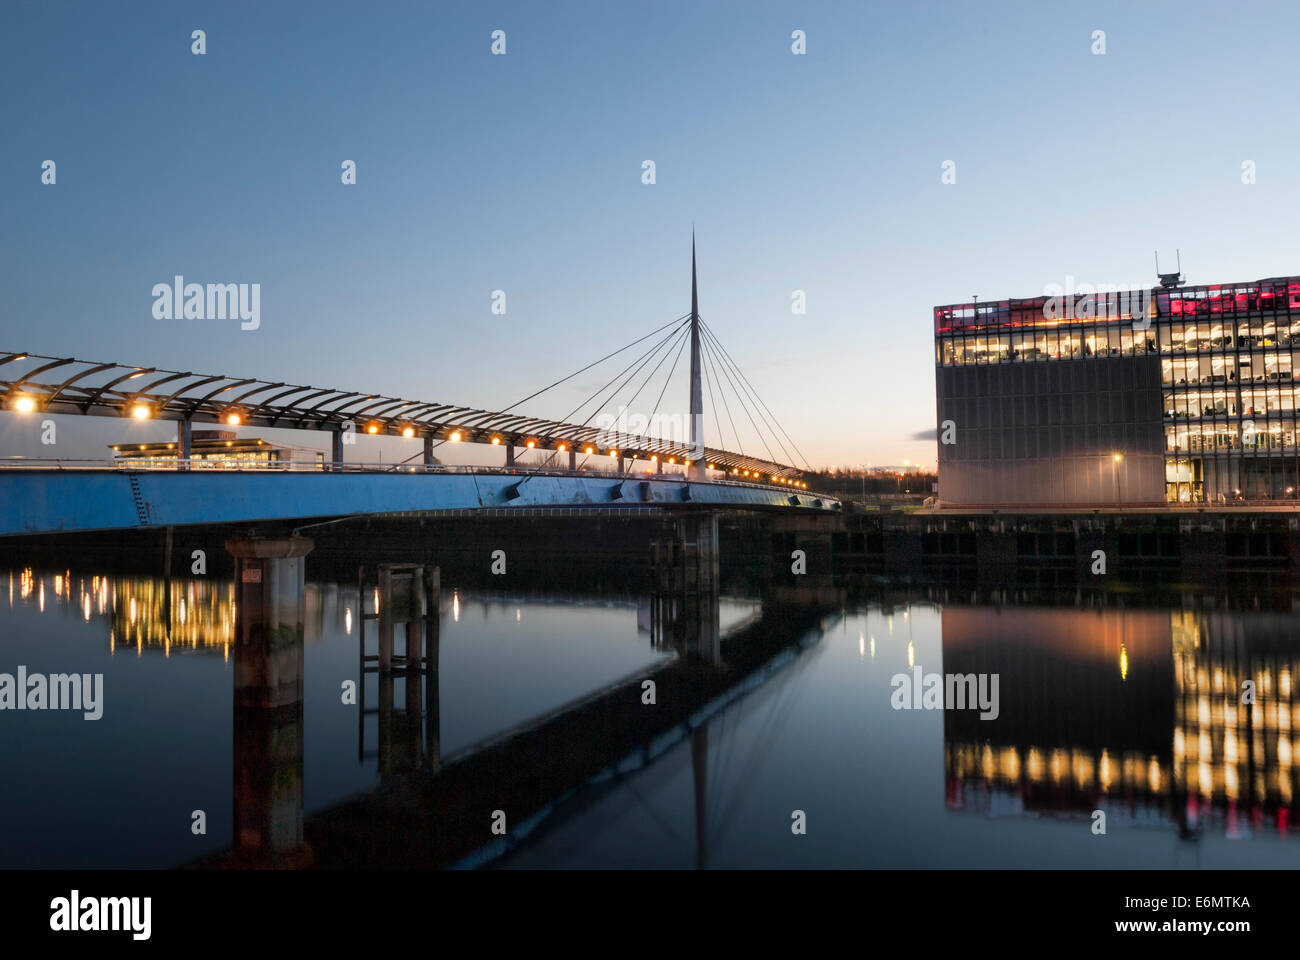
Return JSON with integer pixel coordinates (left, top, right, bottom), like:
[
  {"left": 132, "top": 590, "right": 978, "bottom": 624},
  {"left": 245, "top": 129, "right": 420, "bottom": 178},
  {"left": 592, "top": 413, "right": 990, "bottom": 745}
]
[
  {"left": 424, "top": 564, "right": 441, "bottom": 772},
  {"left": 377, "top": 565, "right": 393, "bottom": 673},
  {"left": 405, "top": 618, "right": 423, "bottom": 767}
]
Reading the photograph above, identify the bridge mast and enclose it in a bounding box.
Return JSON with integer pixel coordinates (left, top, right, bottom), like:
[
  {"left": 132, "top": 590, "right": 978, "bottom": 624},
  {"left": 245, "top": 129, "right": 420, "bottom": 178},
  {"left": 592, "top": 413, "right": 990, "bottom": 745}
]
[{"left": 688, "top": 233, "right": 704, "bottom": 479}]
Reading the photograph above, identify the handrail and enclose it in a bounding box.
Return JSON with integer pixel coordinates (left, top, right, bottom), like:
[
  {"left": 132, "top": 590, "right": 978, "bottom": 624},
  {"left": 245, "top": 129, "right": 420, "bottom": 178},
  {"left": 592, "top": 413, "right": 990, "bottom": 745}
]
[{"left": 0, "top": 456, "right": 816, "bottom": 493}]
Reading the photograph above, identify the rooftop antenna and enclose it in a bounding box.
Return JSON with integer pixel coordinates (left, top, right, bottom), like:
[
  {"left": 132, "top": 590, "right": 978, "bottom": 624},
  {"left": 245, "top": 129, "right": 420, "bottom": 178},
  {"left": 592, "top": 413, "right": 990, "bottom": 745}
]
[{"left": 1155, "top": 249, "right": 1185, "bottom": 289}]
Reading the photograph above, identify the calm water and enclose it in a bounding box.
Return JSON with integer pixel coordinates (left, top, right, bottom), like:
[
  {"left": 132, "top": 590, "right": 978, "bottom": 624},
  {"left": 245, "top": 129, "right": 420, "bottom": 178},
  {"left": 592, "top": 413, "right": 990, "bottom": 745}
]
[{"left": 2, "top": 560, "right": 1297, "bottom": 868}]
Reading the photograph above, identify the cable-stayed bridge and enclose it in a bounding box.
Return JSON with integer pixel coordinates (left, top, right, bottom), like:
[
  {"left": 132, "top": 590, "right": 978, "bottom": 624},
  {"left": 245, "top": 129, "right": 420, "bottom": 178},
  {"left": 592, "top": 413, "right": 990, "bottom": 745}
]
[{"left": 0, "top": 240, "right": 837, "bottom": 536}]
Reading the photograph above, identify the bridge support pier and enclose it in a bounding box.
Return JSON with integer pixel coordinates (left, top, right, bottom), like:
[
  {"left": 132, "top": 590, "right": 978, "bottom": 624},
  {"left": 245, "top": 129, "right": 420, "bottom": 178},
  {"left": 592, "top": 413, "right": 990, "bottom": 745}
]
[
  {"left": 768, "top": 513, "right": 844, "bottom": 606},
  {"left": 363, "top": 563, "right": 441, "bottom": 777},
  {"left": 424, "top": 566, "right": 441, "bottom": 772},
  {"left": 224, "top": 534, "right": 315, "bottom": 867},
  {"left": 176, "top": 419, "right": 192, "bottom": 470},
  {"left": 650, "top": 512, "right": 721, "bottom": 665},
  {"left": 693, "top": 725, "right": 708, "bottom": 868},
  {"left": 423, "top": 436, "right": 434, "bottom": 470},
  {"left": 568, "top": 450, "right": 576, "bottom": 471},
  {"left": 504, "top": 444, "right": 515, "bottom": 468},
  {"left": 331, "top": 430, "right": 345, "bottom": 472}
]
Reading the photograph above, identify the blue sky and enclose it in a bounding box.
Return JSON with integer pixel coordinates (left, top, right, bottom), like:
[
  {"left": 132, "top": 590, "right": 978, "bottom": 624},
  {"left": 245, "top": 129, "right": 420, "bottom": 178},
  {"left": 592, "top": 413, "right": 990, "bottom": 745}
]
[{"left": 4, "top": 0, "right": 1300, "bottom": 467}]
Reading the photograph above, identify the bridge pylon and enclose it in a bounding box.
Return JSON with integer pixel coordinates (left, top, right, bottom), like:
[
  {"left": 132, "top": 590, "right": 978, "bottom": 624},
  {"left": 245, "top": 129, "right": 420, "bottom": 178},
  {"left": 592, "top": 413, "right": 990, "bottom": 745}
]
[{"left": 688, "top": 233, "right": 705, "bottom": 481}]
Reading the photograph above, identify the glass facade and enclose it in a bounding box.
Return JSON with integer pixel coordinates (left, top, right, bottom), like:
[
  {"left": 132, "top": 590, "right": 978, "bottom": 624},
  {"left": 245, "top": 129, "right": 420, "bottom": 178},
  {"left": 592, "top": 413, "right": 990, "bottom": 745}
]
[
  {"left": 935, "top": 277, "right": 1300, "bottom": 504},
  {"left": 109, "top": 432, "right": 319, "bottom": 469}
]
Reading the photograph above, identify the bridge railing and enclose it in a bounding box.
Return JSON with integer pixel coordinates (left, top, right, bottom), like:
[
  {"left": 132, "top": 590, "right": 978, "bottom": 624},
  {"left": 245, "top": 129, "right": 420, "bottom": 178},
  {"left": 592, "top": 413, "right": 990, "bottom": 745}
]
[{"left": 0, "top": 456, "right": 806, "bottom": 492}]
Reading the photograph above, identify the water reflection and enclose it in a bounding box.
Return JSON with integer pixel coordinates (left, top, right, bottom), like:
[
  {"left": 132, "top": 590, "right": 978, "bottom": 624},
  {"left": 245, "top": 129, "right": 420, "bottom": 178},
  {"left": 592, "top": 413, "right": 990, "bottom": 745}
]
[
  {"left": 7, "top": 552, "right": 1300, "bottom": 868},
  {"left": 507, "top": 595, "right": 1300, "bottom": 868},
  {"left": 0, "top": 559, "right": 737, "bottom": 867},
  {"left": 942, "top": 606, "right": 1300, "bottom": 841}
]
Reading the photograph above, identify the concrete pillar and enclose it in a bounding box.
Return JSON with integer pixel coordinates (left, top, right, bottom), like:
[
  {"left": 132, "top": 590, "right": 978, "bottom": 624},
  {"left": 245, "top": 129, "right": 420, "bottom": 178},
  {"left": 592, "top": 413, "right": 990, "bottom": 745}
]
[
  {"left": 331, "top": 430, "right": 345, "bottom": 472},
  {"left": 692, "top": 725, "right": 708, "bottom": 868},
  {"left": 377, "top": 565, "right": 393, "bottom": 673},
  {"left": 504, "top": 444, "right": 515, "bottom": 467},
  {"left": 691, "top": 512, "right": 721, "bottom": 665},
  {"left": 423, "top": 435, "right": 434, "bottom": 470},
  {"left": 176, "top": 419, "right": 192, "bottom": 470},
  {"left": 377, "top": 660, "right": 394, "bottom": 777},
  {"left": 424, "top": 565, "right": 441, "bottom": 772},
  {"left": 568, "top": 449, "right": 576, "bottom": 471},
  {"left": 404, "top": 620, "right": 424, "bottom": 767},
  {"left": 225, "top": 534, "right": 314, "bottom": 867},
  {"left": 649, "top": 513, "right": 720, "bottom": 665},
  {"left": 374, "top": 564, "right": 435, "bottom": 778}
]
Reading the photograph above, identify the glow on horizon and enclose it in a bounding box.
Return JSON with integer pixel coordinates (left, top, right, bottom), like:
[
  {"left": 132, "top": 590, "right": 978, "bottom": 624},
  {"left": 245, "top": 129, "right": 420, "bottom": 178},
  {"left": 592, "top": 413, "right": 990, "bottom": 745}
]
[{"left": 3, "top": 3, "right": 1297, "bottom": 468}]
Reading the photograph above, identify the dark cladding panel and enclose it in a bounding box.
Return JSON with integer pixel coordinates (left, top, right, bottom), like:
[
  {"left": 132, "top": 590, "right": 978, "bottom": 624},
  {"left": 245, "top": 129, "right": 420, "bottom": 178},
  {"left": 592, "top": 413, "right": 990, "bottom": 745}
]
[{"left": 937, "top": 355, "right": 1164, "bottom": 506}]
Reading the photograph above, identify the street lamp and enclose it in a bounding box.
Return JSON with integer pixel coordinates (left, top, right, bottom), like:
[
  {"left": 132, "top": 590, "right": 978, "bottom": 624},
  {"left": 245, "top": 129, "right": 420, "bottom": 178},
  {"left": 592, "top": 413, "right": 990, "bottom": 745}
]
[{"left": 1112, "top": 452, "right": 1123, "bottom": 505}]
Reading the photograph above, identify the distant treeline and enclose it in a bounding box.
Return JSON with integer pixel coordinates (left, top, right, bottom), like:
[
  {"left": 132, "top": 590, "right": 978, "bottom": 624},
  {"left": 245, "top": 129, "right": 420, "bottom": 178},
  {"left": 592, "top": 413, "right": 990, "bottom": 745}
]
[{"left": 806, "top": 469, "right": 937, "bottom": 498}]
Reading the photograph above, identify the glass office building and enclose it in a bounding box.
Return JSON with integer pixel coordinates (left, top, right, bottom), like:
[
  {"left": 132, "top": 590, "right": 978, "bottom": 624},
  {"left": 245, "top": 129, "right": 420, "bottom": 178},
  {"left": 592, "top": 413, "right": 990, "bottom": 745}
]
[{"left": 934, "top": 275, "right": 1300, "bottom": 505}]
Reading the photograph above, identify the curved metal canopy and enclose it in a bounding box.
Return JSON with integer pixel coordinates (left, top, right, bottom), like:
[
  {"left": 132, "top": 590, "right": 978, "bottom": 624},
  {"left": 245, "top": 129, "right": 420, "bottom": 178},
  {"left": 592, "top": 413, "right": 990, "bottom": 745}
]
[{"left": 0, "top": 351, "right": 803, "bottom": 479}]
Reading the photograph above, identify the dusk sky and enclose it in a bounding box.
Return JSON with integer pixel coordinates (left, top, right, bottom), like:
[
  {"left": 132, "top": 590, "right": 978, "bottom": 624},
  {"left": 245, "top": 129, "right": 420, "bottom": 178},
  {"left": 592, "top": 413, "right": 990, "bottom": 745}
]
[{"left": 4, "top": 0, "right": 1299, "bottom": 468}]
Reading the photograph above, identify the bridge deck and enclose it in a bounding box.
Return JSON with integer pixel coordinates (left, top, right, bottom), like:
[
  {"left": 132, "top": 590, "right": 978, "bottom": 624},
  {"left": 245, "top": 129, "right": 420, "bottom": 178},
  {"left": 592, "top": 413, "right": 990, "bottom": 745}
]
[{"left": 0, "top": 467, "right": 839, "bottom": 537}]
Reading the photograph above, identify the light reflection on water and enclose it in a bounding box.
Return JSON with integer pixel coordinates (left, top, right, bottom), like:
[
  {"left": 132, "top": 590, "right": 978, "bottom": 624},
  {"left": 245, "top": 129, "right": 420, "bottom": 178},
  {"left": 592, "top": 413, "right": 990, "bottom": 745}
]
[
  {"left": 506, "top": 602, "right": 1300, "bottom": 868},
  {"left": 3, "top": 565, "right": 1299, "bottom": 868},
  {"left": 0, "top": 566, "right": 754, "bottom": 867}
]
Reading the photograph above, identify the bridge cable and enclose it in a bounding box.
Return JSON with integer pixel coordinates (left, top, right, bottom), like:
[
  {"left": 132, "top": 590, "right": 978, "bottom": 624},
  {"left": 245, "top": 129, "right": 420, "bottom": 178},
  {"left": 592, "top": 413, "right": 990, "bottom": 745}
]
[
  {"left": 699, "top": 322, "right": 793, "bottom": 469},
  {"left": 522, "top": 318, "right": 691, "bottom": 478},
  {"left": 700, "top": 319, "right": 812, "bottom": 472},
  {"left": 635, "top": 322, "right": 691, "bottom": 449},
  {"left": 549, "top": 318, "right": 688, "bottom": 429},
  {"left": 388, "top": 315, "right": 694, "bottom": 470},
  {"left": 568, "top": 318, "right": 692, "bottom": 444},
  {"left": 538, "top": 317, "right": 689, "bottom": 448},
  {"left": 700, "top": 335, "right": 733, "bottom": 457},
  {"left": 700, "top": 327, "right": 744, "bottom": 458},
  {"left": 703, "top": 321, "right": 800, "bottom": 470},
  {"left": 700, "top": 330, "right": 777, "bottom": 464},
  {"left": 566, "top": 319, "right": 692, "bottom": 472},
  {"left": 702, "top": 320, "right": 804, "bottom": 471},
  {"left": 699, "top": 321, "right": 783, "bottom": 467},
  {"left": 525, "top": 319, "right": 688, "bottom": 474},
  {"left": 617, "top": 321, "right": 693, "bottom": 423},
  {"left": 497, "top": 314, "right": 690, "bottom": 415}
]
